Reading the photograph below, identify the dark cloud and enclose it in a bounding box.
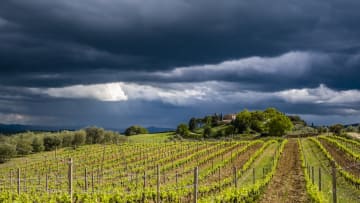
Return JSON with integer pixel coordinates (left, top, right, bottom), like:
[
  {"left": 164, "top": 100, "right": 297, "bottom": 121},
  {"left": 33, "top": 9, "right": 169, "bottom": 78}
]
[
  {"left": 0, "top": 0, "right": 360, "bottom": 127},
  {"left": 0, "top": 0, "right": 359, "bottom": 74}
]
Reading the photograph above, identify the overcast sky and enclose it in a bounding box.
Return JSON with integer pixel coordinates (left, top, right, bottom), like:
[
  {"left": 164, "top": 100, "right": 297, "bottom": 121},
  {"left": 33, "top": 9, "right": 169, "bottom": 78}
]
[{"left": 1, "top": 0, "right": 360, "bottom": 128}]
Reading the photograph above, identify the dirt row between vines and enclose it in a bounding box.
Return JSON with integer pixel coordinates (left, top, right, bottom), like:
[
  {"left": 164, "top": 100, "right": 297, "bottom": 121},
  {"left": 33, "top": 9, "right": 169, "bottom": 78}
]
[
  {"left": 319, "top": 139, "right": 360, "bottom": 177},
  {"left": 258, "top": 139, "right": 310, "bottom": 203}
]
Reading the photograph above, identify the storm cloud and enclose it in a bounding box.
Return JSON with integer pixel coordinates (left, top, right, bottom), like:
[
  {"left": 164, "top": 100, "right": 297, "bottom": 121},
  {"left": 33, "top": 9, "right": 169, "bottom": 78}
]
[{"left": 0, "top": 0, "right": 360, "bottom": 127}]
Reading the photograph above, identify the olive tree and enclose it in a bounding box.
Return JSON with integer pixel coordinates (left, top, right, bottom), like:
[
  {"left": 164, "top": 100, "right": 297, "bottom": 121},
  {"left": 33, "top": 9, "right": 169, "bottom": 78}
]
[
  {"left": 72, "top": 130, "right": 86, "bottom": 146},
  {"left": 43, "top": 135, "right": 62, "bottom": 151},
  {"left": 32, "top": 137, "right": 44, "bottom": 152},
  {"left": 0, "top": 143, "right": 16, "bottom": 163},
  {"left": 16, "top": 140, "right": 33, "bottom": 155}
]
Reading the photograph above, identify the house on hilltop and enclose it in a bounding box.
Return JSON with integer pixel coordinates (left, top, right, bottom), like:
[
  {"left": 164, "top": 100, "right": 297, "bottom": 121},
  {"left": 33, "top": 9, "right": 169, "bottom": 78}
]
[{"left": 221, "top": 113, "right": 236, "bottom": 124}]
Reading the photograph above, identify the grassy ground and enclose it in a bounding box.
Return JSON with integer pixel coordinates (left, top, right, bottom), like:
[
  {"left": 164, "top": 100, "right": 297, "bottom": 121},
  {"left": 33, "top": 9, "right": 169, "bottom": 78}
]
[
  {"left": 199, "top": 141, "right": 278, "bottom": 201},
  {"left": 301, "top": 138, "right": 360, "bottom": 203},
  {"left": 239, "top": 142, "right": 278, "bottom": 187},
  {"left": 126, "top": 132, "right": 174, "bottom": 142}
]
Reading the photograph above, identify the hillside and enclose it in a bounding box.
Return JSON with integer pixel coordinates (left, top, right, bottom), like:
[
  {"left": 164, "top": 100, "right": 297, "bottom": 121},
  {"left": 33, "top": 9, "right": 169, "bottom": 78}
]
[{"left": 178, "top": 108, "right": 304, "bottom": 139}]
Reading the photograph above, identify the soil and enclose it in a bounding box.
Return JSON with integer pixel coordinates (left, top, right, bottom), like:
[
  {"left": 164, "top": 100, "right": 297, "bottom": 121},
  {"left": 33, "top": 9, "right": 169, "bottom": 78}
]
[
  {"left": 258, "top": 139, "right": 310, "bottom": 203},
  {"left": 319, "top": 139, "right": 360, "bottom": 177}
]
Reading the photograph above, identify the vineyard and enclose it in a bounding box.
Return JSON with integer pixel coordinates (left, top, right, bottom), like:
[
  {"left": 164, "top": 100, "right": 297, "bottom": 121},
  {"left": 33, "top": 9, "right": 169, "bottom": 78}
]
[{"left": 0, "top": 135, "right": 359, "bottom": 202}]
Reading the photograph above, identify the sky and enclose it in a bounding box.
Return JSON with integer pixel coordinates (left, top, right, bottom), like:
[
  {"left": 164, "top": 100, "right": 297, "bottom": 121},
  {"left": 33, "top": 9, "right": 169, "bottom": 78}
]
[{"left": 1, "top": 0, "right": 360, "bottom": 128}]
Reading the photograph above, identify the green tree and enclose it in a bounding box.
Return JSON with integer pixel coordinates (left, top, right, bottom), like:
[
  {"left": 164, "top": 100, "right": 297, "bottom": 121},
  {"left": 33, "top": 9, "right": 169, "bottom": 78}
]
[
  {"left": 124, "top": 125, "right": 149, "bottom": 136},
  {"left": 264, "top": 107, "right": 278, "bottom": 116},
  {"left": 329, "top": 124, "right": 343, "bottom": 135},
  {"left": 250, "top": 111, "right": 265, "bottom": 133},
  {"left": 317, "top": 126, "right": 328, "bottom": 134},
  {"left": 234, "top": 109, "right": 252, "bottom": 133},
  {"left": 196, "top": 118, "right": 203, "bottom": 128},
  {"left": 16, "top": 140, "right": 33, "bottom": 155},
  {"left": 111, "top": 132, "right": 127, "bottom": 144},
  {"left": 287, "top": 115, "right": 307, "bottom": 126},
  {"left": 211, "top": 113, "right": 220, "bottom": 127},
  {"left": 225, "top": 125, "right": 235, "bottom": 136},
  {"left": 85, "top": 127, "right": 105, "bottom": 143},
  {"left": 203, "top": 126, "right": 213, "bottom": 138},
  {"left": 176, "top": 123, "right": 190, "bottom": 137},
  {"left": 61, "top": 132, "right": 74, "bottom": 147},
  {"left": 0, "top": 143, "right": 16, "bottom": 163},
  {"left": 31, "top": 137, "right": 44, "bottom": 152},
  {"left": 203, "top": 116, "right": 212, "bottom": 126},
  {"left": 188, "top": 118, "right": 197, "bottom": 132},
  {"left": 266, "top": 114, "right": 293, "bottom": 136},
  {"left": 103, "top": 131, "right": 114, "bottom": 143},
  {"left": 43, "top": 136, "right": 62, "bottom": 151},
  {"left": 72, "top": 130, "right": 86, "bottom": 146},
  {"left": 216, "top": 129, "right": 226, "bottom": 138}
]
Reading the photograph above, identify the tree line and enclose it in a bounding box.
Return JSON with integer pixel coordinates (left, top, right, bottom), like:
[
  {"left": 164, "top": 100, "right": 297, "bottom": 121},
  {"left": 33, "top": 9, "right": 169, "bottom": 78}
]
[
  {"left": 177, "top": 108, "right": 294, "bottom": 138},
  {"left": 0, "top": 127, "right": 126, "bottom": 163}
]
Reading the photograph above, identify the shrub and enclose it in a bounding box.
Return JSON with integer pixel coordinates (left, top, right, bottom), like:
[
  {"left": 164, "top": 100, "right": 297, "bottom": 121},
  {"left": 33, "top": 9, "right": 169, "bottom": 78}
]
[
  {"left": 216, "top": 129, "right": 226, "bottom": 138},
  {"left": 32, "top": 137, "right": 44, "bottom": 152},
  {"left": 85, "top": 127, "right": 105, "bottom": 144},
  {"left": 176, "top": 124, "right": 190, "bottom": 137},
  {"left": 329, "top": 124, "right": 343, "bottom": 135},
  {"left": 124, "top": 126, "right": 148, "bottom": 136},
  {"left": 203, "top": 126, "right": 213, "bottom": 138},
  {"left": 43, "top": 135, "right": 62, "bottom": 151},
  {"left": 0, "top": 143, "right": 16, "bottom": 163},
  {"left": 16, "top": 140, "right": 33, "bottom": 155},
  {"left": 72, "top": 130, "right": 86, "bottom": 146},
  {"left": 61, "top": 132, "right": 74, "bottom": 147}
]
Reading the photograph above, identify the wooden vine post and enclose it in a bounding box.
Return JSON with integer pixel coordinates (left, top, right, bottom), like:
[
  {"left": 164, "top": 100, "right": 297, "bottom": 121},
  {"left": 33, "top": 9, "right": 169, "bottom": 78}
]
[
  {"left": 262, "top": 168, "right": 265, "bottom": 179},
  {"left": 331, "top": 161, "right": 337, "bottom": 203},
  {"left": 193, "top": 166, "right": 198, "bottom": 203},
  {"left": 68, "top": 158, "right": 73, "bottom": 203},
  {"left": 91, "top": 171, "right": 95, "bottom": 193},
  {"left": 45, "top": 173, "right": 48, "bottom": 193},
  {"left": 84, "top": 168, "right": 88, "bottom": 192},
  {"left": 318, "top": 167, "right": 321, "bottom": 191},
  {"left": 218, "top": 168, "right": 221, "bottom": 192},
  {"left": 176, "top": 171, "right": 178, "bottom": 189},
  {"left": 311, "top": 166, "right": 314, "bottom": 184},
  {"left": 142, "top": 171, "right": 146, "bottom": 203},
  {"left": 17, "top": 168, "right": 20, "bottom": 195},
  {"left": 157, "top": 165, "right": 160, "bottom": 203},
  {"left": 253, "top": 168, "right": 255, "bottom": 184},
  {"left": 233, "top": 167, "right": 237, "bottom": 188},
  {"left": 9, "top": 170, "right": 12, "bottom": 191}
]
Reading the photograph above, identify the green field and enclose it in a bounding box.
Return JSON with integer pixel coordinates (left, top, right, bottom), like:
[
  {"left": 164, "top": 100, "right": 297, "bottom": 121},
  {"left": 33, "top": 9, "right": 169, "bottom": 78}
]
[{"left": 127, "top": 132, "right": 174, "bottom": 143}]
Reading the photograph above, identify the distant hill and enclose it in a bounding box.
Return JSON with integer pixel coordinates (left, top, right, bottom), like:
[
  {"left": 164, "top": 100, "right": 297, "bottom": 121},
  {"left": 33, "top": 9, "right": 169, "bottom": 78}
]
[
  {"left": 146, "top": 126, "right": 174, "bottom": 133},
  {"left": 0, "top": 123, "right": 174, "bottom": 135},
  {"left": 344, "top": 123, "right": 360, "bottom": 127},
  {"left": 0, "top": 123, "right": 76, "bottom": 134}
]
